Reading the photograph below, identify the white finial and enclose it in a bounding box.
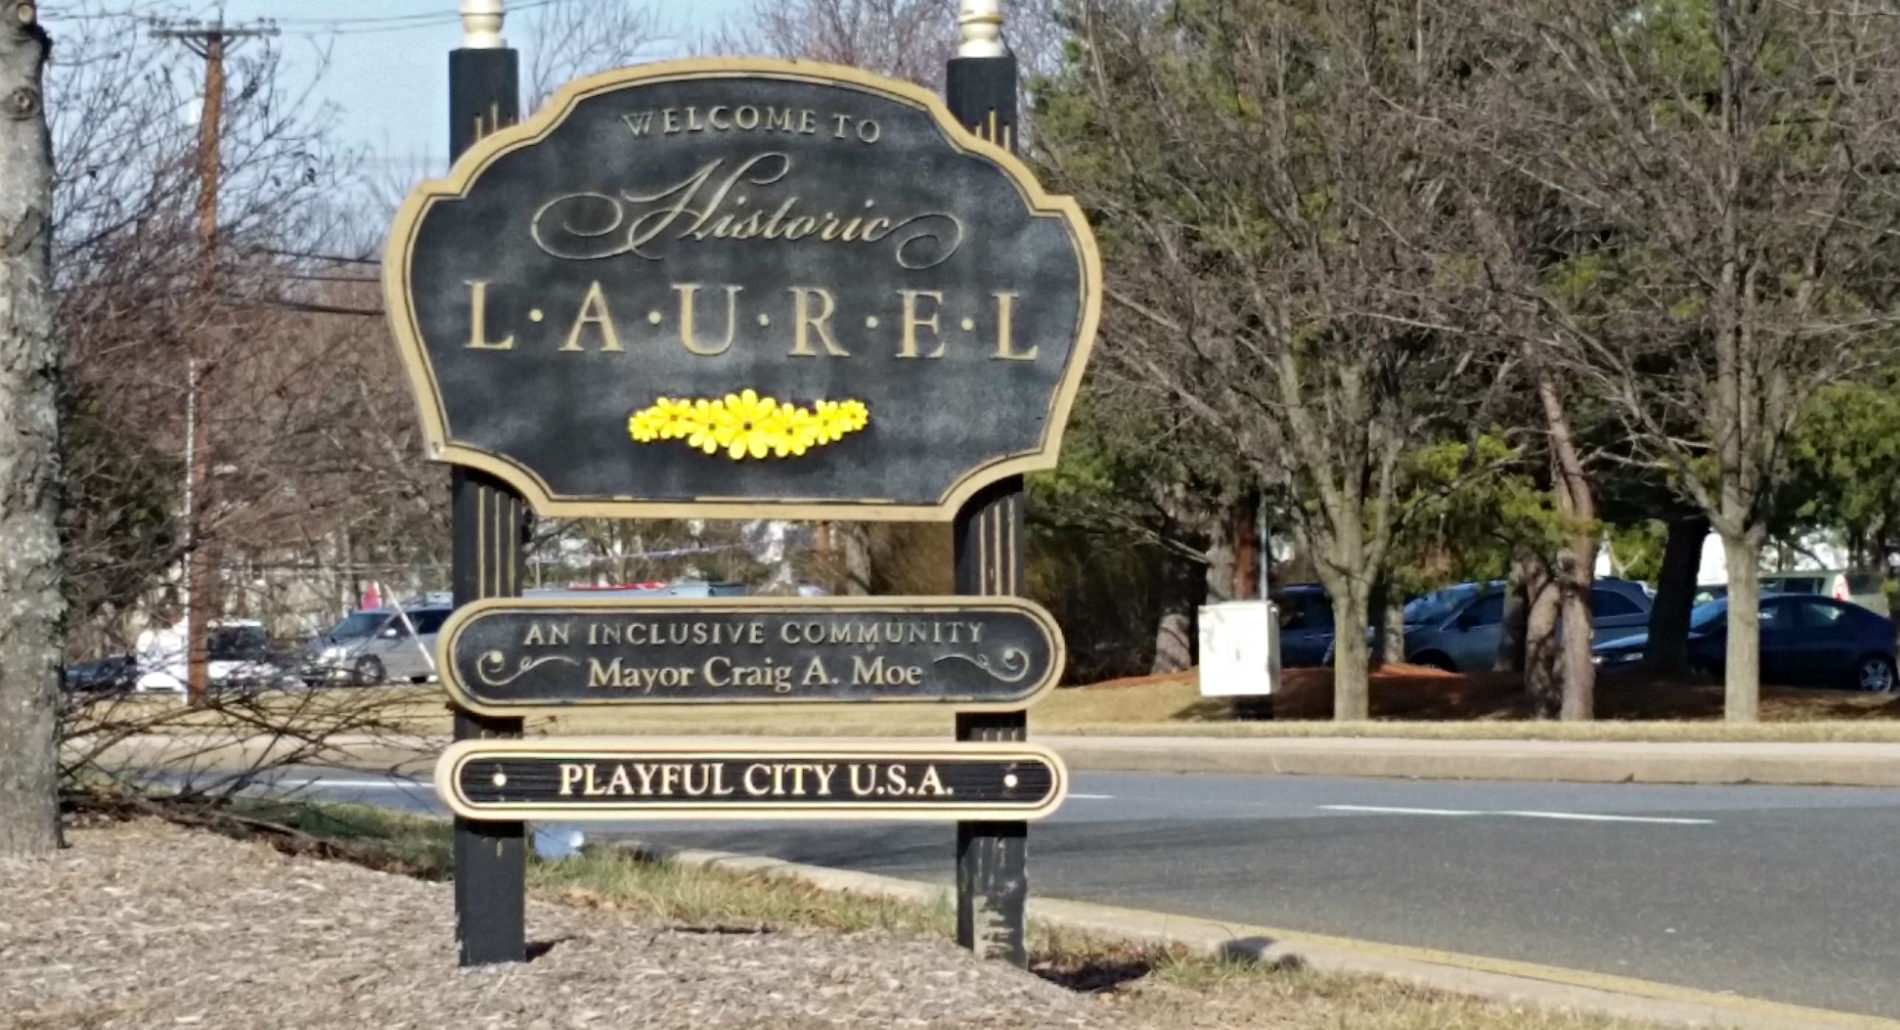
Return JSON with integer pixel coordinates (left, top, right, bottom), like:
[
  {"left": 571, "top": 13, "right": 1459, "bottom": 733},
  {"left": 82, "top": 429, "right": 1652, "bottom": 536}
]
[
  {"left": 958, "top": 0, "right": 1006, "bottom": 58},
  {"left": 461, "top": 0, "right": 506, "bottom": 49}
]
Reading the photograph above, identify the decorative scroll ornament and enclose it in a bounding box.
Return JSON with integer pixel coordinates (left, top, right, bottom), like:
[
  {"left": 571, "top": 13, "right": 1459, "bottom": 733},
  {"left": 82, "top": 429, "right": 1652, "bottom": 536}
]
[
  {"left": 475, "top": 650, "right": 580, "bottom": 687},
  {"left": 933, "top": 647, "right": 1032, "bottom": 683},
  {"left": 628, "top": 390, "right": 868, "bottom": 461}
]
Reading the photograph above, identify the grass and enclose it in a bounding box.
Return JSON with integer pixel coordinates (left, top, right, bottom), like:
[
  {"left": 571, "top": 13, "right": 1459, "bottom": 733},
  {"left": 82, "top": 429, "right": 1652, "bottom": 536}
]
[
  {"left": 207, "top": 799, "right": 1670, "bottom": 1030},
  {"left": 87, "top": 661, "right": 1900, "bottom": 745}
]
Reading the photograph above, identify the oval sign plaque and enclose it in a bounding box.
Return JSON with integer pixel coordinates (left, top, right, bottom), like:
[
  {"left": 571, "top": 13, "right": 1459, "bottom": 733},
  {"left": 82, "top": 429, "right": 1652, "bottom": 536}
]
[
  {"left": 436, "top": 739, "right": 1068, "bottom": 822},
  {"left": 384, "top": 58, "right": 1100, "bottom": 520},
  {"left": 437, "top": 595, "right": 1064, "bottom": 714}
]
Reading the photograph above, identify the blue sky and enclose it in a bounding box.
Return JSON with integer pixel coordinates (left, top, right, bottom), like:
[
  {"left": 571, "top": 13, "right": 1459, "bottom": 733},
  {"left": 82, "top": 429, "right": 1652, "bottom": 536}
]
[{"left": 64, "top": 1, "right": 747, "bottom": 171}]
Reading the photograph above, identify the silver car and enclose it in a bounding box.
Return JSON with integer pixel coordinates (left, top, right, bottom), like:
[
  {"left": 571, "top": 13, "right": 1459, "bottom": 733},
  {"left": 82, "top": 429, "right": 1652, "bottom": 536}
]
[
  {"left": 303, "top": 606, "right": 452, "bottom": 686},
  {"left": 1402, "top": 579, "right": 1653, "bottom": 673}
]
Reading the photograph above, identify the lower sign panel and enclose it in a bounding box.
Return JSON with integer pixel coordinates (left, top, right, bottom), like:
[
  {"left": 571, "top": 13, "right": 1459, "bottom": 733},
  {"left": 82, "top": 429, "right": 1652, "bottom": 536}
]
[{"left": 436, "top": 739, "right": 1067, "bottom": 821}]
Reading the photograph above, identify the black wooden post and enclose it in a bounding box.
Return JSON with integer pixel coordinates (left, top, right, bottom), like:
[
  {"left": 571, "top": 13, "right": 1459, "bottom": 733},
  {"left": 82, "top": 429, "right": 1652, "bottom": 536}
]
[
  {"left": 447, "top": 45, "right": 528, "bottom": 968},
  {"left": 948, "top": 44, "right": 1027, "bottom": 967}
]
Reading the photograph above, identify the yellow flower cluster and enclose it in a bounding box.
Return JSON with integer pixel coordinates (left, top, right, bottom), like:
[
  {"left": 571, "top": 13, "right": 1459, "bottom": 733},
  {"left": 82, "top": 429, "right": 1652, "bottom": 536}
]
[{"left": 628, "top": 389, "right": 870, "bottom": 460}]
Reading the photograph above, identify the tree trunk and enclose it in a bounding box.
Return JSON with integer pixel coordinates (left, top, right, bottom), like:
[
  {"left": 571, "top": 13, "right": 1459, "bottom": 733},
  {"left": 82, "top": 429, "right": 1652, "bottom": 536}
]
[
  {"left": 1234, "top": 493, "right": 1259, "bottom": 599},
  {"left": 1368, "top": 576, "right": 1389, "bottom": 668},
  {"left": 1203, "top": 507, "right": 1237, "bottom": 605},
  {"left": 1644, "top": 515, "right": 1707, "bottom": 674},
  {"left": 1524, "top": 562, "right": 1561, "bottom": 715},
  {"left": 1151, "top": 547, "right": 1200, "bottom": 674},
  {"left": 1536, "top": 354, "right": 1598, "bottom": 720},
  {"left": 1315, "top": 566, "right": 1372, "bottom": 720},
  {"left": 0, "top": 10, "right": 62, "bottom": 857},
  {"left": 1719, "top": 530, "right": 1763, "bottom": 723},
  {"left": 1495, "top": 553, "right": 1532, "bottom": 673},
  {"left": 837, "top": 522, "right": 871, "bottom": 596},
  {"left": 1381, "top": 591, "right": 1406, "bottom": 665},
  {"left": 1558, "top": 527, "right": 1597, "bottom": 721}
]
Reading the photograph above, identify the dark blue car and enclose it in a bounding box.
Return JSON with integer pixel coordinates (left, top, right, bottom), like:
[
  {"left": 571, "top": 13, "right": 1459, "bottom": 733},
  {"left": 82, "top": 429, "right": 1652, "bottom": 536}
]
[
  {"left": 1593, "top": 594, "right": 1897, "bottom": 691},
  {"left": 1271, "top": 584, "right": 1335, "bottom": 668}
]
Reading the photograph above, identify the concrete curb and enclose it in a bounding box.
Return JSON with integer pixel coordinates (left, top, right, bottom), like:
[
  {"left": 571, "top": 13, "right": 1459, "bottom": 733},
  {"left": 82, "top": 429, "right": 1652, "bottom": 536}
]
[
  {"left": 1044, "top": 737, "right": 1900, "bottom": 786},
  {"left": 616, "top": 838, "right": 1900, "bottom": 1030}
]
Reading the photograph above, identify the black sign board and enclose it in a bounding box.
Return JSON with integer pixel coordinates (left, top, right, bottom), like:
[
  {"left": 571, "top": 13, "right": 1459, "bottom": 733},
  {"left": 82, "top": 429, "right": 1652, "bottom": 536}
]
[
  {"left": 436, "top": 739, "right": 1067, "bottom": 821},
  {"left": 384, "top": 59, "right": 1100, "bottom": 520},
  {"left": 439, "top": 596, "right": 1063, "bottom": 714}
]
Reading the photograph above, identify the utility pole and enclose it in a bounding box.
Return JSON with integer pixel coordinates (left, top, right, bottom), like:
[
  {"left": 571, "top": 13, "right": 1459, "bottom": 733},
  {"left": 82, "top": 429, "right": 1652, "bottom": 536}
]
[{"left": 150, "top": 16, "right": 277, "bottom": 706}]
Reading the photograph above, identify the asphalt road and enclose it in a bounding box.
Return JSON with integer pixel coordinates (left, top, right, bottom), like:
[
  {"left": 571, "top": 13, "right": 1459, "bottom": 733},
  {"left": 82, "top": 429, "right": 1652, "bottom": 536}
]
[{"left": 260, "top": 767, "right": 1900, "bottom": 1020}]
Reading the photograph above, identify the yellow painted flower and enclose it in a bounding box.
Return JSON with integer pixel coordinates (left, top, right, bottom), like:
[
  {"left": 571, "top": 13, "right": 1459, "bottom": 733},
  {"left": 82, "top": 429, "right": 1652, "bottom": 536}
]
[
  {"left": 650, "top": 397, "right": 695, "bottom": 440},
  {"left": 715, "top": 388, "right": 780, "bottom": 460},
  {"left": 627, "top": 391, "right": 867, "bottom": 459},
  {"left": 685, "top": 398, "right": 721, "bottom": 454}
]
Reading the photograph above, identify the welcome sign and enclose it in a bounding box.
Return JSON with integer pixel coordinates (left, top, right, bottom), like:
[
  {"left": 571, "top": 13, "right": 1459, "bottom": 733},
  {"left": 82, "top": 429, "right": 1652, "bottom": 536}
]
[{"left": 385, "top": 58, "right": 1100, "bottom": 519}]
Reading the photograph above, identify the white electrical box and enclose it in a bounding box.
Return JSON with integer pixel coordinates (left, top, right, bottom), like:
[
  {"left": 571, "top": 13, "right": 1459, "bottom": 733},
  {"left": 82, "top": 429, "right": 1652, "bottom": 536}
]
[{"left": 1198, "top": 600, "right": 1279, "bottom": 697}]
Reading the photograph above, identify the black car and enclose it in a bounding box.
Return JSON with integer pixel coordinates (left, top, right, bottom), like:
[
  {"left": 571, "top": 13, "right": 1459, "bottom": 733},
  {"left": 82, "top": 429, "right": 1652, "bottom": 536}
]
[
  {"left": 61, "top": 653, "right": 140, "bottom": 698},
  {"left": 1594, "top": 594, "right": 1898, "bottom": 691}
]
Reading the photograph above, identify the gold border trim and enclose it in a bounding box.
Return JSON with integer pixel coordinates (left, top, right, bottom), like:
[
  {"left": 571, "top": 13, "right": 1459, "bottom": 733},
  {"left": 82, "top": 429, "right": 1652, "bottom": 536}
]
[
  {"left": 383, "top": 57, "right": 1101, "bottom": 522},
  {"left": 433, "top": 737, "right": 1068, "bottom": 822},
  {"left": 435, "top": 594, "right": 1065, "bottom": 715}
]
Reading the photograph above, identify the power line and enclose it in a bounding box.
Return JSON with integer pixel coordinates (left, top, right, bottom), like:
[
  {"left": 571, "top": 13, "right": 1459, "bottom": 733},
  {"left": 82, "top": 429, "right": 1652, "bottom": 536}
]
[{"left": 270, "top": 0, "right": 595, "bottom": 34}]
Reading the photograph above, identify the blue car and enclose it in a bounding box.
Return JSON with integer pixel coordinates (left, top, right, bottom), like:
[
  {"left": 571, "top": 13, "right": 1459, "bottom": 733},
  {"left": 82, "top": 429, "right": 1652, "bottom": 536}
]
[
  {"left": 1270, "top": 584, "right": 1335, "bottom": 668},
  {"left": 1593, "top": 594, "right": 1897, "bottom": 692}
]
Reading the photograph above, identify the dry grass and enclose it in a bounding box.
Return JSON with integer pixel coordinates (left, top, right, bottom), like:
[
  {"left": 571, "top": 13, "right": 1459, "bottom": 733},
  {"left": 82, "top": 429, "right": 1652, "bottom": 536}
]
[
  {"left": 92, "top": 662, "right": 1900, "bottom": 744},
  {"left": 232, "top": 800, "right": 1665, "bottom": 1030}
]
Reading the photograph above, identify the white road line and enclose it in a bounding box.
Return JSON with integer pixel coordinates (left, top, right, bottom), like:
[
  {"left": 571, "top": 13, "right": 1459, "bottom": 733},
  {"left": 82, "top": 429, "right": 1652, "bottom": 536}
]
[
  {"left": 1320, "top": 804, "right": 1713, "bottom": 826},
  {"left": 1500, "top": 810, "right": 1715, "bottom": 826},
  {"left": 1321, "top": 804, "right": 1483, "bottom": 817},
  {"left": 1067, "top": 793, "right": 1115, "bottom": 800}
]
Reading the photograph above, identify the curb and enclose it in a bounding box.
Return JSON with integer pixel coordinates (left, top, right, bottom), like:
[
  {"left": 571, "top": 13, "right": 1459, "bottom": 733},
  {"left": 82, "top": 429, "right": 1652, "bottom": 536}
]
[
  {"left": 1044, "top": 738, "right": 1900, "bottom": 787},
  {"left": 616, "top": 838, "right": 1900, "bottom": 1030}
]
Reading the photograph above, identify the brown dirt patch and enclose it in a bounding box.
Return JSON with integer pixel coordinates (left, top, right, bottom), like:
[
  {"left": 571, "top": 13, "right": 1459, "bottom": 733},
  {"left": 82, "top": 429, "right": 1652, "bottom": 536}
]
[
  {"left": 0, "top": 820, "right": 1122, "bottom": 1030},
  {"left": 1079, "top": 664, "right": 1900, "bottom": 724}
]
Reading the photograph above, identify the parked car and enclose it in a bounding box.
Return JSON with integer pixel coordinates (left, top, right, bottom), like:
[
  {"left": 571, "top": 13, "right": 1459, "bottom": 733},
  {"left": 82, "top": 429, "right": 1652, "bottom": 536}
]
[
  {"left": 1696, "top": 570, "right": 1888, "bottom": 613},
  {"left": 1402, "top": 578, "right": 1652, "bottom": 673},
  {"left": 62, "top": 653, "right": 140, "bottom": 698},
  {"left": 1594, "top": 594, "right": 1897, "bottom": 691},
  {"left": 1270, "top": 584, "right": 1335, "bottom": 668},
  {"left": 131, "top": 620, "right": 298, "bottom": 694},
  {"left": 302, "top": 605, "right": 453, "bottom": 686}
]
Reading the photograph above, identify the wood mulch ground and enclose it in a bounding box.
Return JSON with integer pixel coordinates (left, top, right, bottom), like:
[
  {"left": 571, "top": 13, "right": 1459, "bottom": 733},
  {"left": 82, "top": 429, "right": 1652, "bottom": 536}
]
[
  {"left": 1088, "top": 663, "right": 1900, "bottom": 723},
  {"left": 0, "top": 820, "right": 1123, "bottom": 1030}
]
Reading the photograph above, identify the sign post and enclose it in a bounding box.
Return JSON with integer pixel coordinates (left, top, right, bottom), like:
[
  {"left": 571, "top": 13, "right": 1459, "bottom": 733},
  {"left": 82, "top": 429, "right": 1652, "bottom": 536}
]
[
  {"left": 946, "top": 0, "right": 1031, "bottom": 967},
  {"left": 394, "top": 0, "right": 1096, "bottom": 972},
  {"left": 446, "top": 3, "right": 527, "bottom": 968}
]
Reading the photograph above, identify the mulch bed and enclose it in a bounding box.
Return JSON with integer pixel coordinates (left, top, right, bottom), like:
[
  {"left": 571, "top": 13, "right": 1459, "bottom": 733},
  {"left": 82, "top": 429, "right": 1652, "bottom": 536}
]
[{"left": 1, "top": 820, "right": 1123, "bottom": 1030}]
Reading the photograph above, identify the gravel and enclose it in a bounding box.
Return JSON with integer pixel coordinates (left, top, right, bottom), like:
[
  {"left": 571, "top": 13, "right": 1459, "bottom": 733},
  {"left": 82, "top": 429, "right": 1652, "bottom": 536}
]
[{"left": 1, "top": 821, "right": 1126, "bottom": 1030}]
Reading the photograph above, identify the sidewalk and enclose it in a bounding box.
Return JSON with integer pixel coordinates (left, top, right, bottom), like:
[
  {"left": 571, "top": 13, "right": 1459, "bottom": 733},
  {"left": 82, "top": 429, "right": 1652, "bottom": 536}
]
[{"left": 84, "top": 731, "right": 1900, "bottom": 787}]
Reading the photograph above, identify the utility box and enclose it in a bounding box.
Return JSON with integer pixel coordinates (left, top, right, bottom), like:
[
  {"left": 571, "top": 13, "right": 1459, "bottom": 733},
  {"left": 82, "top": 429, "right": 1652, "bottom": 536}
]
[{"left": 1198, "top": 600, "right": 1279, "bottom": 697}]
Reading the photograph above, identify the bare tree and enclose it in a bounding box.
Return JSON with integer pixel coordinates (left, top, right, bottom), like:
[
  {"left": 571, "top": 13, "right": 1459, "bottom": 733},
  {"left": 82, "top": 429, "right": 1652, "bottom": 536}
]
[
  {"left": 0, "top": 3, "right": 60, "bottom": 856},
  {"left": 522, "top": 0, "right": 668, "bottom": 110},
  {"left": 1037, "top": 0, "right": 1494, "bottom": 718},
  {"left": 1463, "top": 0, "right": 1900, "bottom": 721}
]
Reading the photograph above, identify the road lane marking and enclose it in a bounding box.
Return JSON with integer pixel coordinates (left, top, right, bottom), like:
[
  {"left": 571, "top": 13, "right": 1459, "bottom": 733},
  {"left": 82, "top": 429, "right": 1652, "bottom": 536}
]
[
  {"left": 1321, "top": 804, "right": 1483, "bottom": 817},
  {"left": 1320, "top": 804, "right": 1712, "bottom": 825},
  {"left": 1500, "top": 810, "right": 1714, "bottom": 826},
  {"left": 1067, "top": 793, "right": 1114, "bottom": 800}
]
